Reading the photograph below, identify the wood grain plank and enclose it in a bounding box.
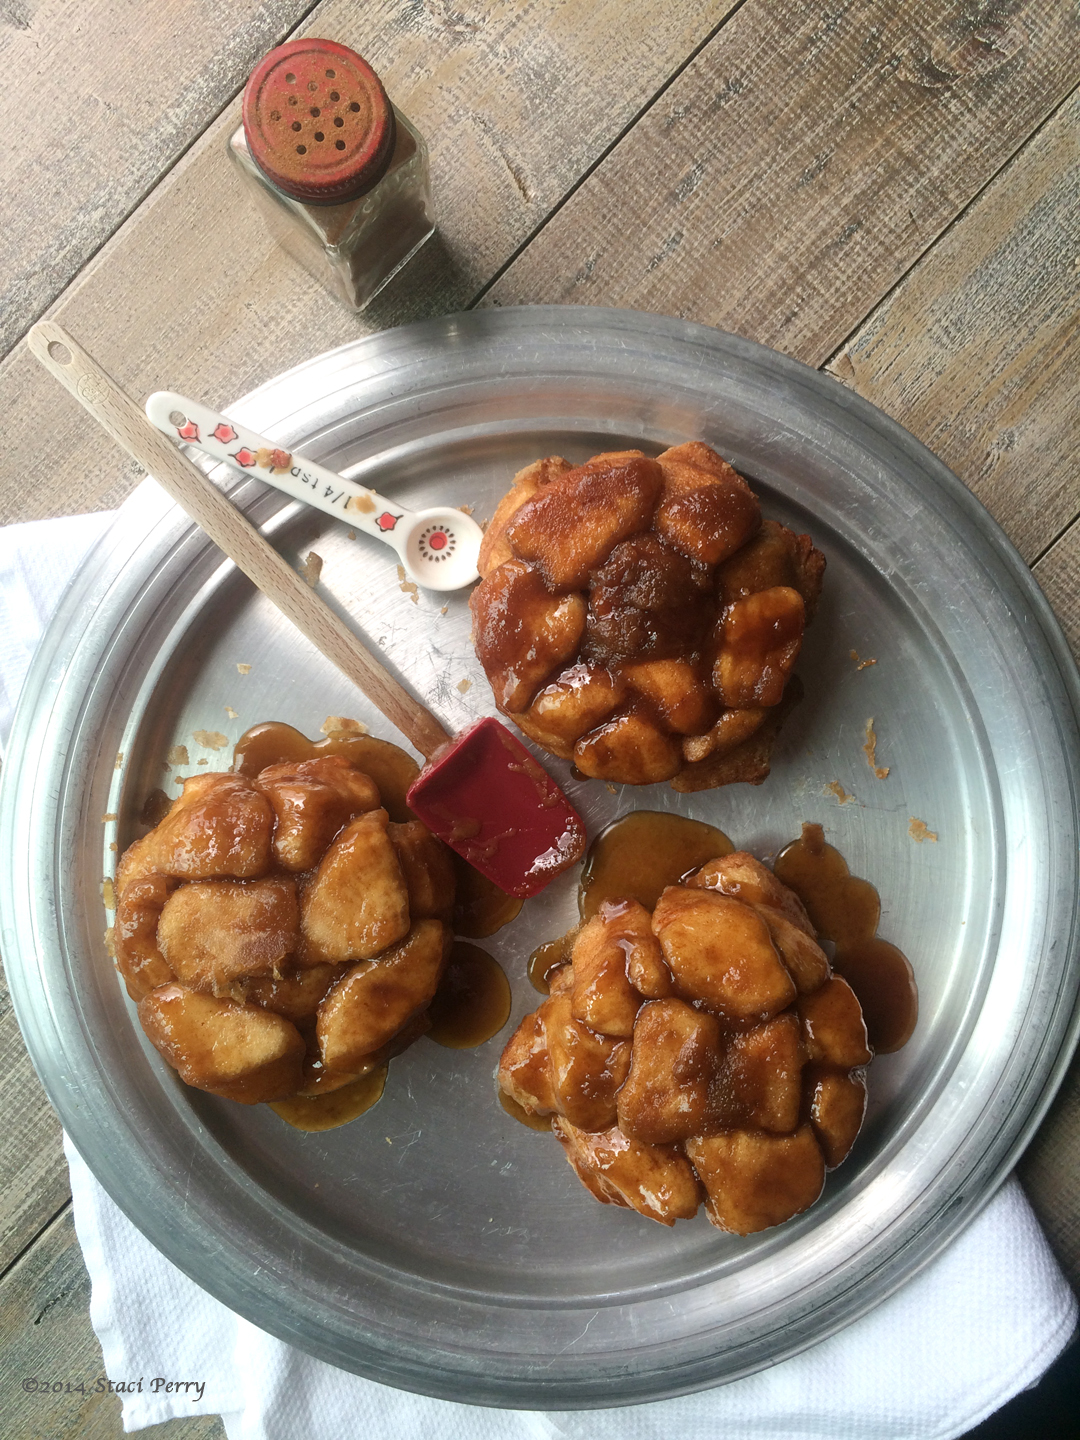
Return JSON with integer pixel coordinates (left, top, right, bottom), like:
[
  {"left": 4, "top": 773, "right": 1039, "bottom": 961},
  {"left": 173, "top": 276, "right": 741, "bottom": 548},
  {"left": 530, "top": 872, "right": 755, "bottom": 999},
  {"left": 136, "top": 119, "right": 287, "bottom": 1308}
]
[
  {"left": 0, "top": 1205, "right": 226, "bottom": 1440},
  {"left": 484, "top": 0, "right": 1080, "bottom": 373},
  {"left": 826, "top": 89, "right": 1080, "bottom": 563},
  {"left": 0, "top": 0, "right": 319, "bottom": 358},
  {"left": 0, "top": 0, "right": 738, "bottom": 525},
  {"left": 0, "top": 959, "right": 69, "bottom": 1275}
]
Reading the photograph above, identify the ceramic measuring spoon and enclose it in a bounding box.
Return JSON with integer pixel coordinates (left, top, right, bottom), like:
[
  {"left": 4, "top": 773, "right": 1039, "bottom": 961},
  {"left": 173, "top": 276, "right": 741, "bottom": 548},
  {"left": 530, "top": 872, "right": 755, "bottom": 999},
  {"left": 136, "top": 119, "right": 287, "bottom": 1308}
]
[
  {"left": 30, "top": 323, "right": 585, "bottom": 898},
  {"left": 145, "top": 390, "right": 483, "bottom": 591}
]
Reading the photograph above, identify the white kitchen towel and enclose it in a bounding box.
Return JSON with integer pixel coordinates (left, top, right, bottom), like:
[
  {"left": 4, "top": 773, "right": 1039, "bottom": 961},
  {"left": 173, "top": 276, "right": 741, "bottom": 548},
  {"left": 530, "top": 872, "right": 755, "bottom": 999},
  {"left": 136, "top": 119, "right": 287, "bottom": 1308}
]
[{"left": 3, "top": 512, "right": 1077, "bottom": 1440}]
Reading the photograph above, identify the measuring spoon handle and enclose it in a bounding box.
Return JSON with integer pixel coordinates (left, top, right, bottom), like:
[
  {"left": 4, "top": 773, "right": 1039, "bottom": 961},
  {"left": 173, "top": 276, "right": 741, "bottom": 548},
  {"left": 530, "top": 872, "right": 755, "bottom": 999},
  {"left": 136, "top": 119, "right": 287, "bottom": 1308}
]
[
  {"left": 145, "top": 390, "right": 413, "bottom": 549},
  {"left": 27, "top": 323, "right": 451, "bottom": 760}
]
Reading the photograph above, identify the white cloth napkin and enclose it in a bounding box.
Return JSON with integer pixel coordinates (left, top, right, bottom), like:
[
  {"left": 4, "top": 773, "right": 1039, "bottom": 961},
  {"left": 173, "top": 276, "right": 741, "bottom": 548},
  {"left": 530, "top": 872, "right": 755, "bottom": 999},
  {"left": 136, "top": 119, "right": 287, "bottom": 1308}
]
[{"left": 2, "top": 512, "right": 1076, "bottom": 1440}]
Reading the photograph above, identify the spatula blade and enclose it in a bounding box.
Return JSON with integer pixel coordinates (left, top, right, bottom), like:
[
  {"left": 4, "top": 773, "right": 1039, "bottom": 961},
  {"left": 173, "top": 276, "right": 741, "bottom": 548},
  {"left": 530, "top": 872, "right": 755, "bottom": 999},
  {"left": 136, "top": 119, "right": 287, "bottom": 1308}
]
[{"left": 407, "top": 717, "right": 586, "bottom": 898}]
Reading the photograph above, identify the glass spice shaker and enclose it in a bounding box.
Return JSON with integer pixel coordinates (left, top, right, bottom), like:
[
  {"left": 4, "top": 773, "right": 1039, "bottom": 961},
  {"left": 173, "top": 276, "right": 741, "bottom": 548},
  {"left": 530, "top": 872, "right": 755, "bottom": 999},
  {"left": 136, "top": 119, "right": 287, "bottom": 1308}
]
[{"left": 228, "top": 37, "right": 434, "bottom": 311}]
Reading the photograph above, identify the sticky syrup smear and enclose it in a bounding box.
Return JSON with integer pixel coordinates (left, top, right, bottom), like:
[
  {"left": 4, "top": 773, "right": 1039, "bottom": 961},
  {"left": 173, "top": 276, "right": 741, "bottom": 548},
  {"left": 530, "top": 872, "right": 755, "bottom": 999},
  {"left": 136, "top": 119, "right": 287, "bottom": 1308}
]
[
  {"left": 427, "top": 942, "right": 511, "bottom": 1049},
  {"left": 863, "top": 718, "right": 889, "bottom": 779},
  {"left": 270, "top": 1066, "right": 388, "bottom": 1133},
  {"left": 775, "top": 822, "right": 918, "bottom": 1053},
  {"left": 577, "top": 811, "right": 735, "bottom": 920}
]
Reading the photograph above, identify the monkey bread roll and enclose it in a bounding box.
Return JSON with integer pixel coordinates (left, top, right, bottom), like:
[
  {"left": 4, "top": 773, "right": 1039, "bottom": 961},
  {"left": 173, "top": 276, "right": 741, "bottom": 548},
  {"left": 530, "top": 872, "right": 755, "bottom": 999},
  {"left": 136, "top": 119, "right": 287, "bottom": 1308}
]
[
  {"left": 471, "top": 443, "right": 824, "bottom": 791},
  {"left": 114, "top": 756, "right": 455, "bottom": 1106},
  {"left": 498, "top": 852, "right": 870, "bottom": 1233}
]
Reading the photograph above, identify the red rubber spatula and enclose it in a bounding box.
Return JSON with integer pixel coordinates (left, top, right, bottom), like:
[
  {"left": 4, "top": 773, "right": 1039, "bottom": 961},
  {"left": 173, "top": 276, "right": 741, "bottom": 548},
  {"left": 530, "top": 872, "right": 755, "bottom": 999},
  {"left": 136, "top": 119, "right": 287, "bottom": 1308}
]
[{"left": 28, "top": 322, "right": 585, "bottom": 898}]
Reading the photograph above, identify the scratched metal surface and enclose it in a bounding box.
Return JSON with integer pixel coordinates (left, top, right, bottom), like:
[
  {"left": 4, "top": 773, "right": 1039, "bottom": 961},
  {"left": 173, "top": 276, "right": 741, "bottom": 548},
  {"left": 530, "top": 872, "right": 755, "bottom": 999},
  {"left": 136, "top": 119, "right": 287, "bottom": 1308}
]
[{"left": 3, "top": 308, "right": 1080, "bottom": 1406}]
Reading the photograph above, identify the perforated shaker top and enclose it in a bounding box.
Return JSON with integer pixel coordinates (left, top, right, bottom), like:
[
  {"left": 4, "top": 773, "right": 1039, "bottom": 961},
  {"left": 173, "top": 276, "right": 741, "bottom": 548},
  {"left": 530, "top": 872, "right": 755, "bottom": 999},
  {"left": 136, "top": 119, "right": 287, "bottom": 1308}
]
[{"left": 242, "top": 38, "right": 396, "bottom": 204}]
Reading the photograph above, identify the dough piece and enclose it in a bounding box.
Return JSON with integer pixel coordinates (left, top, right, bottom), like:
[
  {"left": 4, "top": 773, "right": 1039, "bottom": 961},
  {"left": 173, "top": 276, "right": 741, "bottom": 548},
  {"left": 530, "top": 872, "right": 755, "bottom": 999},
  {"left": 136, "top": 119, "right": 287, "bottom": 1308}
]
[
  {"left": 687, "top": 1125, "right": 825, "bottom": 1235},
  {"left": 617, "top": 999, "right": 723, "bottom": 1144},
  {"left": 506, "top": 452, "right": 664, "bottom": 590},
  {"left": 652, "top": 885, "right": 796, "bottom": 1024},
  {"left": 807, "top": 1065, "right": 867, "bottom": 1168},
  {"left": 798, "top": 976, "right": 873, "bottom": 1067},
  {"left": 542, "top": 990, "right": 632, "bottom": 1132},
  {"left": 300, "top": 809, "right": 410, "bottom": 964},
  {"left": 316, "top": 919, "right": 451, "bottom": 1072},
  {"left": 139, "top": 983, "right": 305, "bottom": 1104},
  {"left": 255, "top": 755, "right": 379, "bottom": 871},
  {"left": 569, "top": 902, "right": 648, "bottom": 1038},
  {"left": 654, "top": 442, "right": 761, "bottom": 565},
  {"left": 387, "top": 821, "right": 455, "bottom": 920},
  {"left": 157, "top": 876, "right": 300, "bottom": 993},
  {"left": 552, "top": 1118, "right": 703, "bottom": 1225},
  {"left": 470, "top": 560, "right": 588, "bottom": 714}
]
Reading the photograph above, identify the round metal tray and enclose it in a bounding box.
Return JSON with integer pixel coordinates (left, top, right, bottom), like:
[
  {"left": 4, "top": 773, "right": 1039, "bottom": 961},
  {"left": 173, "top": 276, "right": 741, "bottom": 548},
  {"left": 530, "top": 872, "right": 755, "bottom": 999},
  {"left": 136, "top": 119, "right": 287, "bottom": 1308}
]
[{"left": 3, "top": 307, "right": 1080, "bottom": 1407}]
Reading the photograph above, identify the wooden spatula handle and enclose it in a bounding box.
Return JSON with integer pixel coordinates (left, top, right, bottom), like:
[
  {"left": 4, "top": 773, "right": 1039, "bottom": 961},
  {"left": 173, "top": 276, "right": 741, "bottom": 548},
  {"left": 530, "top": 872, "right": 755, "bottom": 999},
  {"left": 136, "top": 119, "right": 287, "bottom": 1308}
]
[{"left": 26, "top": 321, "right": 452, "bottom": 760}]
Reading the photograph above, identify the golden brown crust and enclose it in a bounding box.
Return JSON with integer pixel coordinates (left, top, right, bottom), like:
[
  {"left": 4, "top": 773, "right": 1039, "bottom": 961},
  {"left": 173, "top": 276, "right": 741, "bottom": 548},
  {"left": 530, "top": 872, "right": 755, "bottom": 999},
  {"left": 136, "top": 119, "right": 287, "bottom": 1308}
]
[
  {"left": 471, "top": 443, "right": 824, "bottom": 790},
  {"left": 498, "top": 853, "right": 869, "bottom": 1235},
  {"left": 116, "top": 750, "right": 457, "bottom": 1107}
]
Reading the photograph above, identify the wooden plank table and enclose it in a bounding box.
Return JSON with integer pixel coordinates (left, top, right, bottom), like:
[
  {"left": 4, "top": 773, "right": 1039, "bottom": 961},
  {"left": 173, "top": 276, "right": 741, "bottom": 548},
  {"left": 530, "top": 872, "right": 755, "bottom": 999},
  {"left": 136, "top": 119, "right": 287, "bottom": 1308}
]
[{"left": 1, "top": 2, "right": 1077, "bottom": 1434}]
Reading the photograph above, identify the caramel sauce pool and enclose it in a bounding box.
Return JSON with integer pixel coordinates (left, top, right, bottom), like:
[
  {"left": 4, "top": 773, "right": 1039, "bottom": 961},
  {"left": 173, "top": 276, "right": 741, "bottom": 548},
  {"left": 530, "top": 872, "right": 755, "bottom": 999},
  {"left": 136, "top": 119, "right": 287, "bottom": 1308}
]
[
  {"left": 428, "top": 942, "right": 512, "bottom": 1049},
  {"left": 578, "top": 811, "right": 735, "bottom": 919},
  {"left": 269, "top": 1065, "right": 388, "bottom": 1133},
  {"left": 528, "top": 935, "right": 575, "bottom": 993},
  {"left": 775, "top": 822, "right": 918, "bottom": 1053},
  {"left": 233, "top": 721, "right": 419, "bottom": 822},
  {"left": 451, "top": 852, "right": 524, "bottom": 938}
]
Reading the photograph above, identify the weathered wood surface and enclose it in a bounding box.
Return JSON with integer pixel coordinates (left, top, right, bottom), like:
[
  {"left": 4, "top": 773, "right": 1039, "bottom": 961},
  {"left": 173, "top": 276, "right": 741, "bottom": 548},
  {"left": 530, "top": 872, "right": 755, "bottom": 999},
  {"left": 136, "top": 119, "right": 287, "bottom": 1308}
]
[
  {"left": 0, "top": 0, "right": 319, "bottom": 357},
  {"left": 0, "top": 1205, "right": 226, "bottom": 1440},
  {"left": 826, "top": 88, "right": 1080, "bottom": 566},
  {"left": 485, "top": 0, "right": 1080, "bottom": 371},
  {"left": 0, "top": 0, "right": 737, "bottom": 524},
  {"left": 0, "top": 963, "right": 69, "bottom": 1274}
]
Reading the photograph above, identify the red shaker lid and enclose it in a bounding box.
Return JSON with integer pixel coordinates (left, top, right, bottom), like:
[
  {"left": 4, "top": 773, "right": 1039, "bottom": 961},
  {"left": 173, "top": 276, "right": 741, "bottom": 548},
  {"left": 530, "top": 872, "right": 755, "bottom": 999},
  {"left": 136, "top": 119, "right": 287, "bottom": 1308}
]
[{"left": 242, "top": 38, "right": 396, "bottom": 204}]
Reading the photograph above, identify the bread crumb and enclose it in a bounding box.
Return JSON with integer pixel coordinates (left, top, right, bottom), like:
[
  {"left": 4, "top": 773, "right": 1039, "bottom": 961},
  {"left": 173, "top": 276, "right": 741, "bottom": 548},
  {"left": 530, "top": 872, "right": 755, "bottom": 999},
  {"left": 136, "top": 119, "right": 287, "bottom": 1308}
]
[
  {"left": 104, "top": 927, "right": 116, "bottom": 959},
  {"left": 863, "top": 719, "right": 889, "bottom": 779},
  {"left": 440, "top": 605, "right": 449, "bottom": 615},
  {"left": 909, "top": 817, "right": 938, "bottom": 843},
  {"left": 347, "top": 529, "right": 357, "bottom": 540},
  {"left": 396, "top": 564, "right": 406, "bottom": 582},
  {"left": 456, "top": 678, "right": 472, "bottom": 694},
  {"left": 109, "top": 841, "right": 117, "bottom": 852},
  {"left": 101, "top": 813, "right": 117, "bottom": 823},
  {"left": 102, "top": 877, "right": 116, "bottom": 910},
  {"left": 193, "top": 729, "right": 228, "bottom": 750},
  {"left": 300, "top": 551, "right": 323, "bottom": 587},
  {"left": 225, "top": 705, "right": 238, "bottom": 720},
  {"left": 321, "top": 716, "right": 369, "bottom": 736},
  {"left": 166, "top": 744, "right": 189, "bottom": 766},
  {"left": 114, "top": 751, "right": 124, "bottom": 770},
  {"left": 605, "top": 782, "right": 618, "bottom": 795},
  {"left": 826, "top": 780, "right": 855, "bottom": 805},
  {"left": 458, "top": 504, "right": 474, "bottom": 516},
  {"left": 850, "top": 649, "right": 877, "bottom": 671},
  {"left": 346, "top": 492, "right": 376, "bottom": 514},
  {"left": 197, "top": 758, "right": 209, "bottom": 765}
]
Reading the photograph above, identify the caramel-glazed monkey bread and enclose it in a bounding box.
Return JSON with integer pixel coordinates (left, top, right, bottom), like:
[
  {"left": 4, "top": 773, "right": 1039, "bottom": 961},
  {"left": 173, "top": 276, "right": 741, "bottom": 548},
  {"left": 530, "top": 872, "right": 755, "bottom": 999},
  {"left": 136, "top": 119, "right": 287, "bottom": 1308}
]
[
  {"left": 498, "top": 852, "right": 871, "bottom": 1233},
  {"left": 471, "top": 443, "right": 825, "bottom": 790},
  {"left": 114, "top": 757, "right": 455, "bottom": 1105}
]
